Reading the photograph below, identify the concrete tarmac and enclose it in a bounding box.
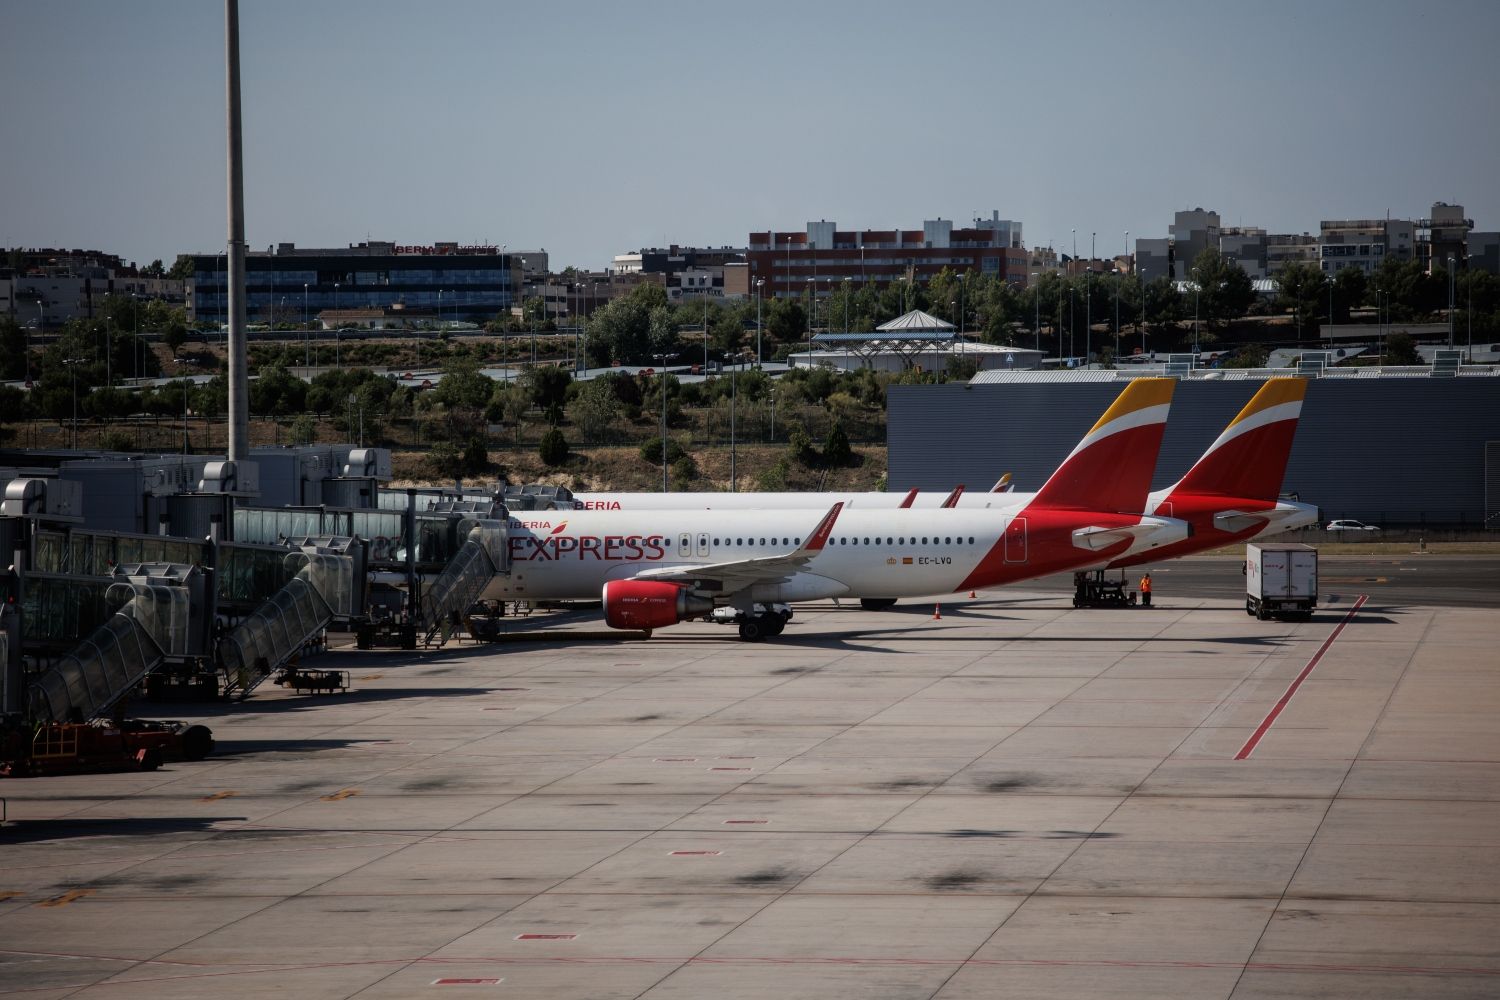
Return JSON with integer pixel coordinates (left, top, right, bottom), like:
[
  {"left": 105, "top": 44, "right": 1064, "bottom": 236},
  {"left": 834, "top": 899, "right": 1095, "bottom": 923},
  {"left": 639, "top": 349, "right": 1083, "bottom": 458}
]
[{"left": 2, "top": 591, "right": 1498, "bottom": 999}]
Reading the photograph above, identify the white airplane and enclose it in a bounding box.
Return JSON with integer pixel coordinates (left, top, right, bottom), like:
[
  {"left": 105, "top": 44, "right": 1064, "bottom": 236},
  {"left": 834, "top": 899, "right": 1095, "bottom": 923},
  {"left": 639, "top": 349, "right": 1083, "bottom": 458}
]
[
  {"left": 571, "top": 378, "right": 1318, "bottom": 569},
  {"left": 484, "top": 379, "right": 1188, "bottom": 640}
]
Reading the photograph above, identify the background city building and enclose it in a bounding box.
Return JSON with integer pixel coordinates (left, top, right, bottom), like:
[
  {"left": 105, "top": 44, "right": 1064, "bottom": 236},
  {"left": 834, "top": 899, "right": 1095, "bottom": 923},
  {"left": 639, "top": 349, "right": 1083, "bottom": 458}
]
[
  {"left": 746, "top": 213, "right": 1028, "bottom": 300},
  {"left": 186, "top": 241, "right": 518, "bottom": 327}
]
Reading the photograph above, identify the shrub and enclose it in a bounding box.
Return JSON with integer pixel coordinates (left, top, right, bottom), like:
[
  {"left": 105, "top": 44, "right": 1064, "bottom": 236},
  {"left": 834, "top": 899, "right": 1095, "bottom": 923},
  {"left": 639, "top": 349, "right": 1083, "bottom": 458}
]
[
  {"left": 98, "top": 429, "right": 135, "bottom": 452},
  {"left": 639, "top": 436, "right": 686, "bottom": 466},
  {"left": 539, "top": 427, "right": 570, "bottom": 467},
  {"left": 788, "top": 423, "right": 818, "bottom": 467},
  {"left": 823, "top": 421, "right": 853, "bottom": 468},
  {"left": 670, "top": 454, "right": 698, "bottom": 485},
  {"left": 757, "top": 455, "right": 790, "bottom": 491}
]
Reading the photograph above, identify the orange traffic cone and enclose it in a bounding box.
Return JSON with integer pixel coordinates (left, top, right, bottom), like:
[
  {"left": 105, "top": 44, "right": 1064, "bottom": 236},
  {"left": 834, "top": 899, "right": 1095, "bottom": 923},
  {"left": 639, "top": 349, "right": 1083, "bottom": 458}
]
[
  {"left": 932, "top": 604, "right": 942, "bottom": 620},
  {"left": 969, "top": 590, "right": 977, "bottom": 599}
]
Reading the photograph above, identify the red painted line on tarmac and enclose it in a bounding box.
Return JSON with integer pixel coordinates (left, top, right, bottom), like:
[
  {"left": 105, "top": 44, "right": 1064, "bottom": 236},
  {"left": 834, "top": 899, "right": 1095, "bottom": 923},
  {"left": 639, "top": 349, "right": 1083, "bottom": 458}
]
[
  {"left": 654, "top": 757, "right": 697, "bottom": 762},
  {"left": 1235, "top": 594, "right": 1367, "bottom": 761},
  {"left": 669, "top": 850, "right": 721, "bottom": 856},
  {"left": 433, "top": 977, "right": 503, "bottom": 985}
]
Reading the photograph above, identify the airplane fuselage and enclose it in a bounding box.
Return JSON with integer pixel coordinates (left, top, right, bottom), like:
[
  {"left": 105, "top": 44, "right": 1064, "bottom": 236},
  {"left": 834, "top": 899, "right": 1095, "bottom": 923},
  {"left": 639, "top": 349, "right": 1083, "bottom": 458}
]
[{"left": 483, "top": 505, "right": 1183, "bottom": 605}]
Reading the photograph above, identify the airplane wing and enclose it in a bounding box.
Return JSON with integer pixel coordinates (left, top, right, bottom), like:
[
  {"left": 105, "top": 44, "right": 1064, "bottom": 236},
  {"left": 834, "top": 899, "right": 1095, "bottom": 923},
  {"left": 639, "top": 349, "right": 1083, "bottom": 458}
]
[{"left": 627, "top": 503, "right": 843, "bottom": 596}]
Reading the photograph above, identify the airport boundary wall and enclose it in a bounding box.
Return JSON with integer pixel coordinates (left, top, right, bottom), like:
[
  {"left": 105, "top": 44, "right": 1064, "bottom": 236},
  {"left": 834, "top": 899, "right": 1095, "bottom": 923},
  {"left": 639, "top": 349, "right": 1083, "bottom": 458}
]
[{"left": 887, "top": 377, "right": 1500, "bottom": 528}]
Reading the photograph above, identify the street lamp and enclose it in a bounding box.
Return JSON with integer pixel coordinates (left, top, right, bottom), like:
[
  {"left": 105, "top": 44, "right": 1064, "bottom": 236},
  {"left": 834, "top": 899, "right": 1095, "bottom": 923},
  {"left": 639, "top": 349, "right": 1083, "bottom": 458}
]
[
  {"left": 1117, "top": 231, "right": 1128, "bottom": 359},
  {"left": 725, "top": 352, "right": 738, "bottom": 492},
  {"left": 333, "top": 282, "right": 341, "bottom": 366},
  {"left": 652, "top": 354, "right": 672, "bottom": 492},
  {"left": 805, "top": 276, "right": 815, "bottom": 362},
  {"left": 64, "top": 357, "right": 86, "bottom": 449},
  {"left": 755, "top": 278, "right": 764, "bottom": 366},
  {"left": 1447, "top": 256, "right": 1456, "bottom": 349},
  {"left": 1466, "top": 254, "right": 1474, "bottom": 361},
  {"left": 843, "top": 276, "right": 852, "bottom": 334},
  {"left": 1030, "top": 273, "right": 1041, "bottom": 351},
  {"left": 302, "top": 283, "right": 309, "bottom": 367}
]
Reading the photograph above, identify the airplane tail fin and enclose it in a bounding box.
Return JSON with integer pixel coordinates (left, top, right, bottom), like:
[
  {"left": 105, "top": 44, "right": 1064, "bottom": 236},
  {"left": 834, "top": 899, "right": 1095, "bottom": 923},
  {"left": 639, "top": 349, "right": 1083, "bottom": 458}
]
[
  {"left": 990, "top": 473, "right": 1013, "bottom": 493},
  {"left": 1169, "top": 377, "right": 1306, "bottom": 500},
  {"left": 1029, "top": 378, "right": 1175, "bottom": 512},
  {"left": 940, "top": 485, "right": 966, "bottom": 508}
]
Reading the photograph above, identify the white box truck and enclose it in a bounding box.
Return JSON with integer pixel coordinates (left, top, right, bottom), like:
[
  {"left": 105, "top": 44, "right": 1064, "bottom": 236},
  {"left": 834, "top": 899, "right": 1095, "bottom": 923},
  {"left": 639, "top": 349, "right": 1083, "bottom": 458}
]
[{"left": 1245, "top": 543, "right": 1318, "bottom": 620}]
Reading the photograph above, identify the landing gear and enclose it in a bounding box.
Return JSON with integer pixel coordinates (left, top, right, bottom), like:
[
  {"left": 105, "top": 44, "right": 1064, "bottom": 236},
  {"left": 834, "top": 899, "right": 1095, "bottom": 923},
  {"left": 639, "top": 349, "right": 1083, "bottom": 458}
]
[
  {"left": 860, "top": 598, "right": 898, "bottom": 611},
  {"left": 716, "top": 604, "right": 792, "bottom": 641}
]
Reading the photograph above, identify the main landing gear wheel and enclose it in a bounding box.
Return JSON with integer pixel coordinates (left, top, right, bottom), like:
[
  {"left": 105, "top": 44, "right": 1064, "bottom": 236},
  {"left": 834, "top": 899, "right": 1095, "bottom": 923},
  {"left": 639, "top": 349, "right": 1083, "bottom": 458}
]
[
  {"left": 738, "top": 618, "right": 766, "bottom": 642},
  {"left": 860, "top": 598, "right": 898, "bottom": 611}
]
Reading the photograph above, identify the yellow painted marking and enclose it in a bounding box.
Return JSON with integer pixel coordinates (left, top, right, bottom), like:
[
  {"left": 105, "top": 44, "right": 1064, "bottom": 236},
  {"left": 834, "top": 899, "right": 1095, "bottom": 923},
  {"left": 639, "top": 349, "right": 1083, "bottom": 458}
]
[
  {"left": 200, "top": 790, "right": 237, "bottom": 802},
  {"left": 0, "top": 891, "right": 24, "bottom": 902},
  {"left": 37, "top": 889, "right": 93, "bottom": 908},
  {"left": 321, "top": 788, "right": 361, "bottom": 801}
]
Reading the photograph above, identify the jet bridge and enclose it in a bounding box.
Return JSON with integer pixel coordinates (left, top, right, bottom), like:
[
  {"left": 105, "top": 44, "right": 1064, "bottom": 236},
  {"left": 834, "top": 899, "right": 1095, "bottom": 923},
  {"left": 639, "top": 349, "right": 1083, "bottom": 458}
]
[
  {"left": 417, "top": 519, "right": 509, "bottom": 646},
  {"left": 27, "top": 565, "right": 201, "bottom": 723},
  {"left": 217, "top": 538, "right": 363, "bottom": 699}
]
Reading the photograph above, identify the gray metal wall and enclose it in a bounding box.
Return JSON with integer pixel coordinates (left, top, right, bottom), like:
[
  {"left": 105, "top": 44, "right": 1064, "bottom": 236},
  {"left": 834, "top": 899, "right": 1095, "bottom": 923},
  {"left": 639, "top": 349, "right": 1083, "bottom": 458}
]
[{"left": 888, "top": 378, "right": 1500, "bottom": 527}]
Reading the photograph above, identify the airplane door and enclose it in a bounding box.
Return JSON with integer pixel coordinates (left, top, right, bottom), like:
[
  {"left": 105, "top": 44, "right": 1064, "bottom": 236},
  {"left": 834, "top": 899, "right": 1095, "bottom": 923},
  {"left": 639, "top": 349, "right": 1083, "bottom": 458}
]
[
  {"left": 1004, "top": 517, "right": 1028, "bottom": 563},
  {"left": 696, "top": 532, "right": 709, "bottom": 557},
  {"left": 678, "top": 532, "right": 692, "bottom": 558}
]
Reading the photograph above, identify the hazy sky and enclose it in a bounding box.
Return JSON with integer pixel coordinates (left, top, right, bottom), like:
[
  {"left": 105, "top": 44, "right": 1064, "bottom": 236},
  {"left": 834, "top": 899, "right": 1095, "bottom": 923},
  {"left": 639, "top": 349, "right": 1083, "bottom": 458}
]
[{"left": 4, "top": 0, "right": 1498, "bottom": 270}]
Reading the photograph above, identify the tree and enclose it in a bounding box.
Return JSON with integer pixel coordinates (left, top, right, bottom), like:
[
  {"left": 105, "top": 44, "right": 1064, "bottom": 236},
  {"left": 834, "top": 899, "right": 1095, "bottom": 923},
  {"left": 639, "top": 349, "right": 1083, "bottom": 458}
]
[
  {"left": 168, "top": 255, "right": 195, "bottom": 280},
  {"left": 567, "top": 377, "right": 625, "bottom": 443},
  {"left": 585, "top": 284, "right": 671, "bottom": 366},
  {"left": 764, "top": 296, "right": 807, "bottom": 347},
  {"left": 1384, "top": 332, "right": 1420, "bottom": 366},
  {"left": 788, "top": 423, "right": 818, "bottom": 466},
  {"left": 521, "top": 365, "right": 572, "bottom": 412},
  {"left": 141, "top": 259, "right": 166, "bottom": 278},
  {"left": 538, "top": 427, "right": 570, "bottom": 467},
  {"left": 1190, "top": 249, "right": 1256, "bottom": 326},
  {"left": 1331, "top": 266, "right": 1368, "bottom": 324},
  {"left": 1275, "top": 261, "right": 1328, "bottom": 338}
]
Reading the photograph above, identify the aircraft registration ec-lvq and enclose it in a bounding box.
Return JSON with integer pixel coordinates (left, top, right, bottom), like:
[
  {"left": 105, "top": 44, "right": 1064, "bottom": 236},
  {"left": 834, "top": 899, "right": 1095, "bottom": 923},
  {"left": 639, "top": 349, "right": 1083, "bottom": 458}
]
[{"left": 483, "top": 378, "right": 1189, "bottom": 641}]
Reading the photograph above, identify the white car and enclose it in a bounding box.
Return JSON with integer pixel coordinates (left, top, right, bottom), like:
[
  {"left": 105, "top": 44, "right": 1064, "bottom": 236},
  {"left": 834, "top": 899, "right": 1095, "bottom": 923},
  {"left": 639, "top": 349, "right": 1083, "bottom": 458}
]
[{"left": 1324, "top": 519, "right": 1379, "bottom": 533}]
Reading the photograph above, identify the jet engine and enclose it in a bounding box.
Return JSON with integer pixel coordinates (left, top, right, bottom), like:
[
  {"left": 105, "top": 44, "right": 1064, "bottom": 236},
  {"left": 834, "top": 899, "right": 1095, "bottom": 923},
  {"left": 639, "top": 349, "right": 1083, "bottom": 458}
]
[{"left": 602, "top": 580, "right": 714, "bottom": 631}]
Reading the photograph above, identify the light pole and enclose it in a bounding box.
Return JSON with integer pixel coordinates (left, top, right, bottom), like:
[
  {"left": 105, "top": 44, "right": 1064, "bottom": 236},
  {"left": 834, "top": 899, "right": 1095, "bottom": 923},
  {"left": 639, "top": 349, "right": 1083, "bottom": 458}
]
[
  {"left": 755, "top": 278, "right": 764, "bottom": 366},
  {"left": 725, "top": 352, "right": 737, "bottom": 492},
  {"left": 652, "top": 355, "right": 671, "bottom": 492},
  {"left": 302, "top": 283, "right": 309, "bottom": 367},
  {"left": 1030, "top": 273, "right": 1040, "bottom": 351},
  {"left": 333, "top": 282, "right": 341, "bottom": 366},
  {"left": 703, "top": 294, "right": 710, "bottom": 371},
  {"left": 1466, "top": 254, "right": 1473, "bottom": 361},
  {"left": 1117, "top": 231, "right": 1127, "bottom": 359},
  {"left": 1193, "top": 283, "right": 1200, "bottom": 355},
  {"left": 64, "top": 358, "right": 85, "bottom": 449},
  {"left": 1140, "top": 267, "right": 1147, "bottom": 357},
  {"left": 1447, "top": 256, "right": 1456, "bottom": 350},
  {"left": 805, "top": 276, "right": 814, "bottom": 362},
  {"left": 843, "top": 276, "right": 851, "bottom": 333}
]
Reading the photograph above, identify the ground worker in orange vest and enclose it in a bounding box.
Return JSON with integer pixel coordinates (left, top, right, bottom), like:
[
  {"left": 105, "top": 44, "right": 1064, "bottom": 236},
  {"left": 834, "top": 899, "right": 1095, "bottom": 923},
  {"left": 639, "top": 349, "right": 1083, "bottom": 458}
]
[{"left": 1139, "top": 572, "right": 1152, "bottom": 607}]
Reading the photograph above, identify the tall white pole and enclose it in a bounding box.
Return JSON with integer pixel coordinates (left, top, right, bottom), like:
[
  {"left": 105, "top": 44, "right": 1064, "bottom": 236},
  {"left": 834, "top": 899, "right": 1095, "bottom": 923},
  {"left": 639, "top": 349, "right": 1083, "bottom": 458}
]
[{"left": 225, "top": 0, "right": 249, "bottom": 461}]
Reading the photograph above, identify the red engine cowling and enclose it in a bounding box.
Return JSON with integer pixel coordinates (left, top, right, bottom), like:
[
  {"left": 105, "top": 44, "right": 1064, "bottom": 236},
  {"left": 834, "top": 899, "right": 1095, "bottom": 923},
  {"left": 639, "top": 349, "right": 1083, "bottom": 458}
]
[{"left": 602, "top": 580, "right": 713, "bottom": 631}]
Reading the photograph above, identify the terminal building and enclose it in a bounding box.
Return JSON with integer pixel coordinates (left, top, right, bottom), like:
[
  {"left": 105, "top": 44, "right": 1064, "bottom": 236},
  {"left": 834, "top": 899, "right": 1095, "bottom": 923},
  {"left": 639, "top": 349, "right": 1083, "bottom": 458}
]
[
  {"left": 186, "top": 241, "right": 519, "bottom": 328},
  {"left": 888, "top": 365, "right": 1500, "bottom": 529}
]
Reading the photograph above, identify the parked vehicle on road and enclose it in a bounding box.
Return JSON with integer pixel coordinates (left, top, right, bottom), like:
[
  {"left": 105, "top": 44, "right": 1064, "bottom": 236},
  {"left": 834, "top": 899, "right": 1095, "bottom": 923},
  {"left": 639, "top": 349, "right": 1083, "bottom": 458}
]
[{"left": 1325, "top": 519, "right": 1379, "bottom": 533}]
